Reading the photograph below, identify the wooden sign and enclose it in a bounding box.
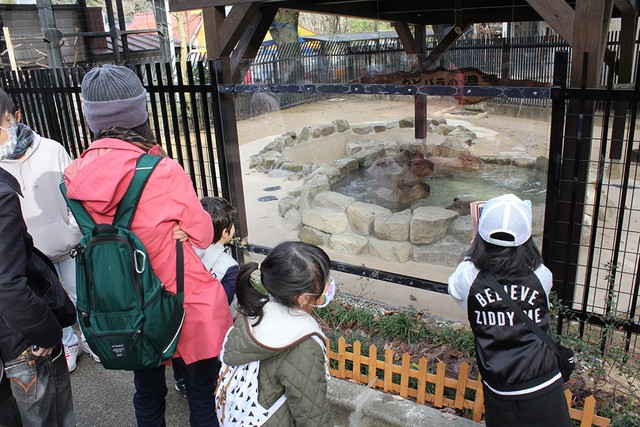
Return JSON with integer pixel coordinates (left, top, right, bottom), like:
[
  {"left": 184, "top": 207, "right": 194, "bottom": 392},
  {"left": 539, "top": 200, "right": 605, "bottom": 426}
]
[{"left": 358, "top": 67, "right": 548, "bottom": 104}]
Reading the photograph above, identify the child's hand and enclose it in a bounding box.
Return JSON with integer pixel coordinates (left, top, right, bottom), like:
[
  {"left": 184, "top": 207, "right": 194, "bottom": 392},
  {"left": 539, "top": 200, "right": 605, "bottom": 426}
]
[{"left": 173, "top": 225, "right": 189, "bottom": 242}]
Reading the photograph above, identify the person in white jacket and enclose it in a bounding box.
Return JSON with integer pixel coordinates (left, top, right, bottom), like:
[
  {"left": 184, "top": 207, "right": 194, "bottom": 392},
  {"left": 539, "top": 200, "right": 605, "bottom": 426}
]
[{"left": 0, "top": 88, "right": 99, "bottom": 372}]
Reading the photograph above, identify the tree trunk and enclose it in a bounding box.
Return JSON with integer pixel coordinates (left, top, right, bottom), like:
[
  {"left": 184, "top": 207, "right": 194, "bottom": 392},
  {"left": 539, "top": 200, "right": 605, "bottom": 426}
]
[{"left": 270, "top": 9, "right": 304, "bottom": 83}]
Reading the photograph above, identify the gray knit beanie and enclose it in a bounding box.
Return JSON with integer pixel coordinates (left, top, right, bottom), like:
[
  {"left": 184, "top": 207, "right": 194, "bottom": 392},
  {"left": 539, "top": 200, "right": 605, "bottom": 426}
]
[{"left": 81, "top": 64, "right": 149, "bottom": 133}]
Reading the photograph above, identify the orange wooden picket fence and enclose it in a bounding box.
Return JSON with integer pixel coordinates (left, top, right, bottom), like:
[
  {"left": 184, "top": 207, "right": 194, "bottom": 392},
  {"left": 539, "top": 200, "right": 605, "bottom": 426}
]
[{"left": 326, "top": 336, "right": 611, "bottom": 427}]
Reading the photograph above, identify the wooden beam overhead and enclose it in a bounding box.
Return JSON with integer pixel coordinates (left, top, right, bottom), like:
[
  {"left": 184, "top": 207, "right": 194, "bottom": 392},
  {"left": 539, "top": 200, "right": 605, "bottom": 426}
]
[
  {"left": 392, "top": 22, "right": 420, "bottom": 55},
  {"left": 614, "top": 0, "right": 640, "bottom": 14},
  {"left": 526, "top": 0, "right": 575, "bottom": 45},
  {"left": 215, "top": 3, "right": 261, "bottom": 57},
  {"left": 422, "top": 24, "right": 470, "bottom": 70},
  {"left": 230, "top": 6, "right": 278, "bottom": 78}
]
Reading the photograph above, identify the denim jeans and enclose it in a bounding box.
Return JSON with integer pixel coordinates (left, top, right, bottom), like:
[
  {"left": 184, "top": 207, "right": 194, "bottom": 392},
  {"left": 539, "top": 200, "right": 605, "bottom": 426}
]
[
  {"left": 3, "top": 345, "right": 75, "bottom": 427},
  {"left": 133, "top": 357, "right": 220, "bottom": 427},
  {"left": 55, "top": 257, "right": 82, "bottom": 348}
]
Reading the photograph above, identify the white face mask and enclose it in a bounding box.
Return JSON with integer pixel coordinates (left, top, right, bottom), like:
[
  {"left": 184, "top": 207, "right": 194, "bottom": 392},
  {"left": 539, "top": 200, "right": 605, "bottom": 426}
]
[{"left": 0, "top": 125, "right": 17, "bottom": 159}]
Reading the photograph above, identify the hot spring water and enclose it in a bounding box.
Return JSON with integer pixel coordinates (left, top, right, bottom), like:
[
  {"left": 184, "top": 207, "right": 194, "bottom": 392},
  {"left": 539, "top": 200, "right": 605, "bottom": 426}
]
[{"left": 331, "top": 163, "right": 546, "bottom": 212}]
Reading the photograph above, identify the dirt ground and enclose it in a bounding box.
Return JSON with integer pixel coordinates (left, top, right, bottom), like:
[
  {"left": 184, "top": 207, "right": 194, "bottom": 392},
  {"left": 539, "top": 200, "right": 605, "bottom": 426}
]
[{"left": 235, "top": 95, "right": 553, "bottom": 323}]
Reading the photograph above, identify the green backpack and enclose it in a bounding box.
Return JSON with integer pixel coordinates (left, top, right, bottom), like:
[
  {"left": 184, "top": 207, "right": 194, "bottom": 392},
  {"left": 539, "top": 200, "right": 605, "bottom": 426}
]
[{"left": 60, "top": 154, "right": 185, "bottom": 370}]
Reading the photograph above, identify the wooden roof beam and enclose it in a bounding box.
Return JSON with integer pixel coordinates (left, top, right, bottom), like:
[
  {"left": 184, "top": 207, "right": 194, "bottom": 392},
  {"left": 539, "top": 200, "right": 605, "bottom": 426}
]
[
  {"left": 526, "top": 0, "right": 575, "bottom": 45},
  {"left": 614, "top": 0, "right": 639, "bottom": 15},
  {"left": 422, "top": 24, "right": 470, "bottom": 70},
  {"left": 230, "top": 6, "right": 278, "bottom": 79}
]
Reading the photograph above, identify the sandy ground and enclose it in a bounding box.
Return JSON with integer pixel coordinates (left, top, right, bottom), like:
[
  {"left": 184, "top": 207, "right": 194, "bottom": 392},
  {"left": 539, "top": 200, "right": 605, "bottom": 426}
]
[{"left": 235, "top": 95, "right": 553, "bottom": 323}]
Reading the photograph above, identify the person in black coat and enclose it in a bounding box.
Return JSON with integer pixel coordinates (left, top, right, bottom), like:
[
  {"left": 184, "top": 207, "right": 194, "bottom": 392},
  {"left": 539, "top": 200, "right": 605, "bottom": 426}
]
[{"left": 0, "top": 166, "right": 75, "bottom": 426}]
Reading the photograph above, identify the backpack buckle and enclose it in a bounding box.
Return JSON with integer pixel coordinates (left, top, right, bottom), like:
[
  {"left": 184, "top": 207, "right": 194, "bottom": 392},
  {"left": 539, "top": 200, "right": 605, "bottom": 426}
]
[
  {"left": 134, "top": 249, "right": 146, "bottom": 273},
  {"left": 70, "top": 244, "right": 84, "bottom": 258}
]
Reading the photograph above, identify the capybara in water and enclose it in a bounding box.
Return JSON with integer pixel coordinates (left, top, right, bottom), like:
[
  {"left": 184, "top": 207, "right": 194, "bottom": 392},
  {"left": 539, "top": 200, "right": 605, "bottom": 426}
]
[
  {"left": 366, "top": 158, "right": 403, "bottom": 177},
  {"left": 429, "top": 154, "right": 484, "bottom": 176},
  {"left": 393, "top": 148, "right": 425, "bottom": 166},
  {"left": 376, "top": 181, "right": 431, "bottom": 204},
  {"left": 374, "top": 158, "right": 434, "bottom": 189},
  {"left": 446, "top": 197, "right": 472, "bottom": 215}
]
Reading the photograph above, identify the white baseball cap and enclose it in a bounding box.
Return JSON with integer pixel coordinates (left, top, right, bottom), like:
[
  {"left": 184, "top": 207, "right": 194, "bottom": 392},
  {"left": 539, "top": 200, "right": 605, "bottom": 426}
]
[{"left": 478, "top": 194, "right": 532, "bottom": 247}]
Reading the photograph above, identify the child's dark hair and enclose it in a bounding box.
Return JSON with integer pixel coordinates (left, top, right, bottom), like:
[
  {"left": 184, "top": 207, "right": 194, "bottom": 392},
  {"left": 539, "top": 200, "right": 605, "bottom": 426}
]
[
  {"left": 0, "top": 89, "right": 18, "bottom": 116},
  {"left": 236, "top": 241, "right": 331, "bottom": 325},
  {"left": 200, "top": 197, "right": 237, "bottom": 244},
  {"left": 466, "top": 236, "right": 543, "bottom": 276}
]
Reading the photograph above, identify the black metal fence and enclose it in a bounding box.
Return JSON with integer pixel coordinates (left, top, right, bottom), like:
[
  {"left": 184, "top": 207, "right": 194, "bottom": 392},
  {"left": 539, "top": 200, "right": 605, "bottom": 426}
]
[
  {"left": 2, "top": 54, "right": 639, "bottom": 350},
  {"left": 545, "top": 51, "right": 640, "bottom": 351},
  {"left": 0, "top": 61, "right": 228, "bottom": 200}
]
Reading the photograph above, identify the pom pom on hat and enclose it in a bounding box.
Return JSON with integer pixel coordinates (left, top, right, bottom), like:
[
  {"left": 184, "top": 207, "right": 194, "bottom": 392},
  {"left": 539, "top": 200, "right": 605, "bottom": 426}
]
[{"left": 81, "top": 64, "right": 149, "bottom": 133}]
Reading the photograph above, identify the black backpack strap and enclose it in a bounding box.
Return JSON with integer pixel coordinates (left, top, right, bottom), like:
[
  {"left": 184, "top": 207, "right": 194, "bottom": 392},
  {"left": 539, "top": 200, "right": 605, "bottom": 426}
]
[
  {"left": 482, "top": 272, "right": 562, "bottom": 357},
  {"left": 113, "top": 154, "right": 162, "bottom": 228},
  {"left": 60, "top": 181, "right": 96, "bottom": 235}
]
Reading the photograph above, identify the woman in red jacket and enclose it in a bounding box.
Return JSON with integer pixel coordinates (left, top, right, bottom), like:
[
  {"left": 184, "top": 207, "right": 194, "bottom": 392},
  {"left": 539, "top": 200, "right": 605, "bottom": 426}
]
[{"left": 64, "top": 64, "right": 232, "bottom": 427}]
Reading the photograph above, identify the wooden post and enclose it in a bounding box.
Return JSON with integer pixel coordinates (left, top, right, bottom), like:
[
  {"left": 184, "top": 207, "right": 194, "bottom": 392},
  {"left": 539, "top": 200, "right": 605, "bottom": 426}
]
[
  {"left": 556, "top": 0, "right": 613, "bottom": 305},
  {"left": 2, "top": 27, "right": 17, "bottom": 71}
]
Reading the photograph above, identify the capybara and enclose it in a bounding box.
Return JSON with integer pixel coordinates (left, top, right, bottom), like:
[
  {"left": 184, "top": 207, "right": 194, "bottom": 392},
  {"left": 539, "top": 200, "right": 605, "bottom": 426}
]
[
  {"left": 429, "top": 154, "right": 484, "bottom": 176},
  {"left": 446, "top": 197, "right": 472, "bottom": 215},
  {"left": 366, "top": 158, "right": 403, "bottom": 177},
  {"left": 376, "top": 181, "right": 431, "bottom": 204}
]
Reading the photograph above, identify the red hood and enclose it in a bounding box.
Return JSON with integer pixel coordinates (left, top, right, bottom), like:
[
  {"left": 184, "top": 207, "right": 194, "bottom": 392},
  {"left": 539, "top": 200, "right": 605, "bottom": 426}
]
[{"left": 64, "top": 138, "right": 162, "bottom": 216}]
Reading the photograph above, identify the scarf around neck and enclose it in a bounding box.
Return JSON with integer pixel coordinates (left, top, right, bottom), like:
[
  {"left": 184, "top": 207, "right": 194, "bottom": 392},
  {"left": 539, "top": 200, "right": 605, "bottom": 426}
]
[{"left": 7, "top": 123, "right": 35, "bottom": 160}]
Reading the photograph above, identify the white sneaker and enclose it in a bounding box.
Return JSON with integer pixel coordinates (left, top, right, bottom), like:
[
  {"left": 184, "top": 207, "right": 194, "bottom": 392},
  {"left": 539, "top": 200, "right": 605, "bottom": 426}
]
[
  {"left": 81, "top": 340, "right": 101, "bottom": 363},
  {"left": 64, "top": 343, "right": 81, "bottom": 372}
]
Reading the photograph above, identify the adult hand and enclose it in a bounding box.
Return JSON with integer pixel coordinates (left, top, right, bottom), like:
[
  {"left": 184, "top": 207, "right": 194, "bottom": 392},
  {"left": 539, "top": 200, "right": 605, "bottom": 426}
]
[
  {"left": 31, "top": 346, "right": 53, "bottom": 357},
  {"left": 173, "top": 225, "right": 188, "bottom": 242}
]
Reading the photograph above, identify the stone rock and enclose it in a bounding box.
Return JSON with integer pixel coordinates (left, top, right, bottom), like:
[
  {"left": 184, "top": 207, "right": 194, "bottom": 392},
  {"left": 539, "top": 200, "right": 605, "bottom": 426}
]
[
  {"left": 284, "top": 209, "right": 302, "bottom": 231},
  {"left": 249, "top": 154, "right": 262, "bottom": 169},
  {"left": 279, "top": 162, "right": 303, "bottom": 173},
  {"left": 275, "top": 135, "right": 295, "bottom": 147},
  {"left": 451, "top": 215, "right": 473, "bottom": 243},
  {"left": 261, "top": 150, "right": 283, "bottom": 169},
  {"left": 334, "top": 157, "right": 360, "bottom": 175},
  {"left": 412, "top": 237, "right": 467, "bottom": 267},
  {"left": 374, "top": 209, "right": 412, "bottom": 241},
  {"left": 320, "top": 124, "right": 336, "bottom": 136},
  {"left": 314, "top": 191, "right": 355, "bottom": 211},
  {"left": 347, "top": 202, "right": 392, "bottom": 235},
  {"left": 351, "top": 147, "right": 387, "bottom": 167},
  {"left": 278, "top": 195, "right": 300, "bottom": 217},
  {"left": 410, "top": 206, "right": 458, "bottom": 244},
  {"left": 535, "top": 156, "right": 548, "bottom": 173},
  {"left": 352, "top": 125, "right": 374, "bottom": 135},
  {"left": 329, "top": 233, "right": 369, "bottom": 255},
  {"left": 306, "top": 164, "right": 342, "bottom": 185},
  {"left": 298, "top": 226, "right": 328, "bottom": 246},
  {"left": 281, "top": 131, "right": 296, "bottom": 140},
  {"left": 372, "top": 122, "right": 387, "bottom": 133},
  {"left": 436, "top": 124, "right": 455, "bottom": 135},
  {"left": 297, "top": 126, "right": 312, "bottom": 143},
  {"left": 264, "top": 139, "right": 285, "bottom": 153},
  {"left": 426, "top": 144, "right": 469, "bottom": 158},
  {"left": 299, "top": 174, "right": 331, "bottom": 210},
  {"left": 312, "top": 127, "right": 322, "bottom": 138},
  {"left": 448, "top": 126, "right": 477, "bottom": 142},
  {"left": 385, "top": 120, "right": 399, "bottom": 129},
  {"left": 332, "top": 119, "right": 350, "bottom": 132},
  {"left": 345, "top": 142, "right": 363, "bottom": 156},
  {"left": 301, "top": 208, "right": 349, "bottom": 234},
  {"left": 512, "top": 157, "right": 537, "bottom": 169},
  {"left": 399, "top": 117, "right": 415, "bottom": 128},
  {"left": 429, "top": 117, "right": 447, "bottom": 126},
  {"left": 367, "top": 238, "right": 412, "bottom": 262}
]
